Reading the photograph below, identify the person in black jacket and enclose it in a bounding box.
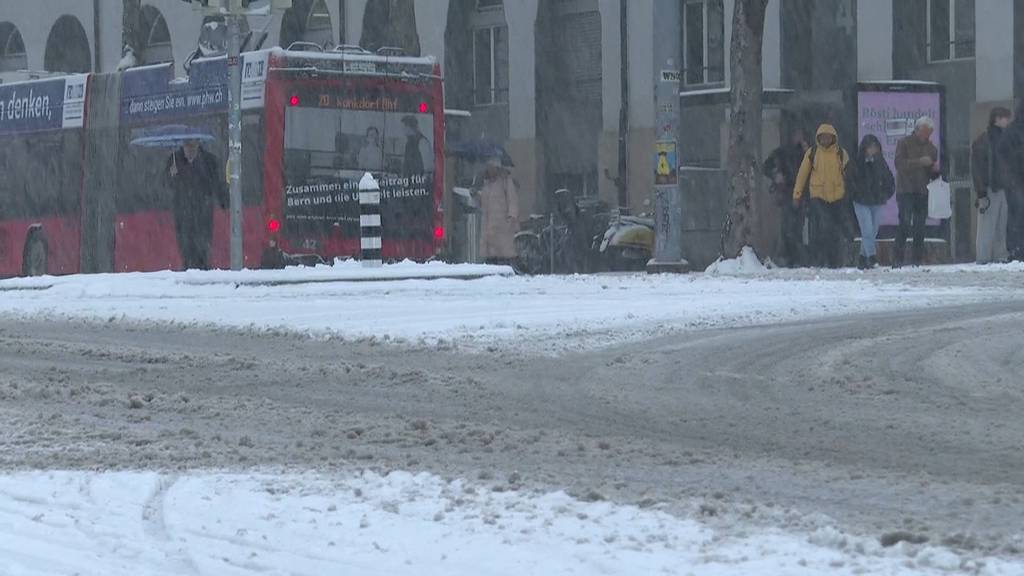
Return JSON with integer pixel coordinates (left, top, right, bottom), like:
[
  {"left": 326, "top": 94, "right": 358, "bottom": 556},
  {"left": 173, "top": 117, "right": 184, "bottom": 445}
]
[
  {"left": 999, "top": 101, "right": 1024, "bottom": 260},
  {"left": 166, "top": 140, "right": 227, "bottom": 270},
  {"left": 972, "top": 107, "right": 1013, "bottom": 264},
  {"left": 763, "top": 127, "right": 809, "bottom": 267},
  {"left": 849, "top": 134, "right": 895, "bottom": 269}
]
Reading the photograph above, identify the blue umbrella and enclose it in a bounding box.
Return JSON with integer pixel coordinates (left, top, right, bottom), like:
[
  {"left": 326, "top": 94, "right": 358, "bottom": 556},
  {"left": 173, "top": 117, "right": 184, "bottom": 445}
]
[
  {"left": 448, "top": 139, "right": 514, "bottom": 167},
  {"left": 130, "top": 124, "right": 216, "bottom": 148}
]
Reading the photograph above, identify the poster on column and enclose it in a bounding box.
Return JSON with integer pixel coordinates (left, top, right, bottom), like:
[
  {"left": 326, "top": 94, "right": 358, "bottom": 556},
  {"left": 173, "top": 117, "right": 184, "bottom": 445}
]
[
  {"left": 654, "top": 141, "right": 678, "bottom": 186},
  {"left": 857, "top": 83, "right": 944, "bottom": 227}
]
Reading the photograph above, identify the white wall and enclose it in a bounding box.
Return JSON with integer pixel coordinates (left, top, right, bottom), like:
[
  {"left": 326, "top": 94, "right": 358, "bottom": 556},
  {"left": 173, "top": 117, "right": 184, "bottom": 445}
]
[
  {"left": 628, "top": 1, "right": 655, "bottom": 129},
  {"left": 599, "top": 0, "right": 620, "bottom": 132},
  {"left": 504, "top": 0, "right": 538, "bottom": 140},
  {"left": 1, "top": 0, "right": 97, "bottom": 73},
  {"left": 97, "top": 1, "right": 124, "bottom": 73},
  {"left": 762, "top": 0, "right": 782, "bottom": 89},
  {"left": 856, "top": 0, "right": 893, "bottom": 80},
  {"left": 413, "top": 0, "right": 447, "bottom": 62},
  {"left": 345, "top": 0, "right": 368, "bottom": 48},
  {"left": 975, "top": 0, "right": 1014, "bottom": 102}
]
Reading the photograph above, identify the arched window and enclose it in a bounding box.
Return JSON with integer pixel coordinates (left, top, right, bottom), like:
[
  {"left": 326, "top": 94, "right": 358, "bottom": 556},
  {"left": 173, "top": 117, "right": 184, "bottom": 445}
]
[
  {"left": 0, "top": 22, "right": 27, "bottom": 72},
  {"left": 44, "top": 15, "right": 92, "bottom": 73},
  {"left": 141, "top": 5, "right": 173, "bottom": 65},
  {"left": 281, "top": 0, "right": 335, "bottom": 50}
]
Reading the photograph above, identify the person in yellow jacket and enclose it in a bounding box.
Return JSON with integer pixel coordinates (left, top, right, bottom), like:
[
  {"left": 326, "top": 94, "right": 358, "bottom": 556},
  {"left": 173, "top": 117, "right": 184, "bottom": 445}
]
[{"left": 792, "top": 124, "right": 851, "bottom": 268}]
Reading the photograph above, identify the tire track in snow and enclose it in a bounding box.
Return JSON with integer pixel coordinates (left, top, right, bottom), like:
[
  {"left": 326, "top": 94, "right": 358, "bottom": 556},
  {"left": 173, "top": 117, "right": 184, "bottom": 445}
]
[{"left": 142, "top": 475, "right": 200, "bottom": 574}]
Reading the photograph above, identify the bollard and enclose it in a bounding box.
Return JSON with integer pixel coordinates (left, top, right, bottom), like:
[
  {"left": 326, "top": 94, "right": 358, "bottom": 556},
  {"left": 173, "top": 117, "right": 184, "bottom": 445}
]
[{"left": 359, "top": 172, "right": 383, "bottom": 268}]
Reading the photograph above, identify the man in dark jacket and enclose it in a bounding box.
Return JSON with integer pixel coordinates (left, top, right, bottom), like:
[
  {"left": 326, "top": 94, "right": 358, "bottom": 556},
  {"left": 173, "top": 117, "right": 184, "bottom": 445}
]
[
  {"left": 972, "top": 107, "right": 1013, "bottom": 264},
  {"left": 893, "top": 116, "right": 940, "bottom": 267},
  {"left": 166, "top": 140, "right": 227, "bottom": 270},
  {"left": 999, "top": 101, "right": 1024, "bottom": 259},
  {"left": 763, "top": 127, "right": 809, "bottom": 267}
]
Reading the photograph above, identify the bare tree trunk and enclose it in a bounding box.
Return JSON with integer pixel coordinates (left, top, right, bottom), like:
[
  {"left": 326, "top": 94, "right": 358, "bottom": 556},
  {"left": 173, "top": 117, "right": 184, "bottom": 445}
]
[{"left": 721, "top": 0, "right": 770, "bottom": 259}]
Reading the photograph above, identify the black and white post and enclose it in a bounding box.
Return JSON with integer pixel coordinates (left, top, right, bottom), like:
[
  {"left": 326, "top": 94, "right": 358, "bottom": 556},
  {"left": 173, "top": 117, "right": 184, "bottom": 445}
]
[{"left": 359, "top": 173, "right": 383, "bottom": 268}]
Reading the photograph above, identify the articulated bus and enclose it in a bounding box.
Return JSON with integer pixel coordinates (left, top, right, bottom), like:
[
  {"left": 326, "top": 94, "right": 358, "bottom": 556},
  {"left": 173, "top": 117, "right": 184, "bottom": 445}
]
[{"left": 0, "top": 46, "right": 444, "bottom": 276}]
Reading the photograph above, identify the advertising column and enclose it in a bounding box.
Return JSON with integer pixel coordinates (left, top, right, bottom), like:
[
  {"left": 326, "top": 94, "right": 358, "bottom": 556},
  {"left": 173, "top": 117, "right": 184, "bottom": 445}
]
[{"left": 648, "top": 0, "right": 689, "bottom": 273}]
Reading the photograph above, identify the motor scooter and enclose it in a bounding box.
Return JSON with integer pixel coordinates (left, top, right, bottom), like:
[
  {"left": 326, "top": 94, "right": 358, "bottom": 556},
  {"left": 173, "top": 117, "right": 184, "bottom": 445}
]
[{"left": 597, "top": 209, "right": 654, "bottom": 271}]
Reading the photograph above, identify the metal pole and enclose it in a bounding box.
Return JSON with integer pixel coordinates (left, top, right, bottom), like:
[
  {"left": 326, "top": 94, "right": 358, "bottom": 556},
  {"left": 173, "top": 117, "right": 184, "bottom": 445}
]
[
  {"left": 549, "top": 213, "right": 555, "bottom": 275},
  {"left": 617, "top": 0, "right": 629, "bottom": 209},
  {"left": 647, "top": 0, "right": 688, "bottom": 274},
  {"left": 227, "top": 10, "right": 244, "bottom": 270}
]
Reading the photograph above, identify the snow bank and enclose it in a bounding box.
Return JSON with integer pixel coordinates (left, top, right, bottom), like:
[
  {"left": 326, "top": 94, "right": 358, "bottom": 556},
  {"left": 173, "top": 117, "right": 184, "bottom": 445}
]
[
  {"left": 0, "top": 470, "right": 1017, "bottom": 576},
  {"left": 1, "top": 260, "right": 514, "bottom": 290},
  {"left": 1, "top": 263, "right": 1020, "bottom": 355},
  {"left": 705, "top": 247, "right": 768, "bottom": 275}
]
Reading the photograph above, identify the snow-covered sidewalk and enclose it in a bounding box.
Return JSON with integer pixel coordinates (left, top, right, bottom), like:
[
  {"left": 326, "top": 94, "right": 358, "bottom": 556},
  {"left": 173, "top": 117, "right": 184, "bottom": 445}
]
[
  {"left": 1, "top": 260, "right": 514, "bottom": 288},
  {"left": 2, "top": 261, "right": 1023, "bottom": 354},
  {"left": 1, "top": 470, "right": 1017, "bottom": 576}
]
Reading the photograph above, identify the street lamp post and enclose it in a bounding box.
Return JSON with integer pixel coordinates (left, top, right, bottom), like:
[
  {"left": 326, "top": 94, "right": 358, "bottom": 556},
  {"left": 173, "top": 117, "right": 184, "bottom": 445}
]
[{"left": 226, "top": 10, "right": 243, "bottom": 270}]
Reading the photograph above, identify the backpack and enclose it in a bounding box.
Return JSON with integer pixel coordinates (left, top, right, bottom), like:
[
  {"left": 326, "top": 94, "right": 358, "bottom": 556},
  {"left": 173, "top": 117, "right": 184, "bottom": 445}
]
[{"left": 802, "top": 145, "right": 851, "bottom": 200}]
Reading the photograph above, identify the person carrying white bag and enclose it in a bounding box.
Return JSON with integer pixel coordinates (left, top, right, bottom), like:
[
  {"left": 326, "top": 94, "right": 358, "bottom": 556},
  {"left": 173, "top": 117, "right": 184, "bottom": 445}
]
[{"left": 894, "top": 117, "right": 941, "bottom": 267}]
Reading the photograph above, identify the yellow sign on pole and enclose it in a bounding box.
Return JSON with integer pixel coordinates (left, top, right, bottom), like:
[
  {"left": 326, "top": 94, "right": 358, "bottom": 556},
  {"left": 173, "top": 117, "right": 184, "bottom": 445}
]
[{"left": 655, "top": 141, "right": 677, "bottom": 186}]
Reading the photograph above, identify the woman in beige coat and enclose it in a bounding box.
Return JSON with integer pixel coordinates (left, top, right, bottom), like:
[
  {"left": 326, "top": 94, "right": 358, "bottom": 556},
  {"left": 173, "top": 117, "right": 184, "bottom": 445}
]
[{"left": 477, "top": 160, "right": 520, "bottom": 262}]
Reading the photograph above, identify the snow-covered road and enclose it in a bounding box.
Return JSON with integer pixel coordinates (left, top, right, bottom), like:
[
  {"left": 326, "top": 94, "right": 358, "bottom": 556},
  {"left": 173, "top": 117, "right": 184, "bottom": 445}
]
[
  {"left": 4, "top": 262, "right": 1024, "bottom": 574},
  {"left": 2, "top": 470, "right": 1015, "bottom": 576}
]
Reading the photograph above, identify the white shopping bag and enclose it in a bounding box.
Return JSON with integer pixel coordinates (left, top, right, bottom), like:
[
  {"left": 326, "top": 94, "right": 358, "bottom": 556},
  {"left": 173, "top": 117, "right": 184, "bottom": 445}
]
[{"left": 927, "top": 178, "right": 952, "bottom": 220}]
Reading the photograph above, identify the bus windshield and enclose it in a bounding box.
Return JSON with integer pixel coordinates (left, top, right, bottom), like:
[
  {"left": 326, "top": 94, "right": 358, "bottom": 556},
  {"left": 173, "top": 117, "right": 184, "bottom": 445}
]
[{"left": 282, "top": 94, "right": 435, "bottom": 242}]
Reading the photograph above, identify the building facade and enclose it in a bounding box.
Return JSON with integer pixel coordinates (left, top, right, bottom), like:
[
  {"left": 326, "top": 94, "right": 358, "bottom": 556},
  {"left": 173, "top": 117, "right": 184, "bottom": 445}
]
[
  {"left": 1, "top": 0, "right": 1022, "bottom": 266},
  {"left": 0, "top": 0, "right": 671, "bottom": 235},
  {"left": 678, "top": 0, "right": 1024, "bottom": 266}
]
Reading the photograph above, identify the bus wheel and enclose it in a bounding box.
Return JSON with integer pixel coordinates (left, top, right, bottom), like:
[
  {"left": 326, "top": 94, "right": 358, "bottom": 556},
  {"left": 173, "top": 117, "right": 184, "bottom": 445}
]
[{"left": 22, "top": 234, "right": 48, "bottom": 277}]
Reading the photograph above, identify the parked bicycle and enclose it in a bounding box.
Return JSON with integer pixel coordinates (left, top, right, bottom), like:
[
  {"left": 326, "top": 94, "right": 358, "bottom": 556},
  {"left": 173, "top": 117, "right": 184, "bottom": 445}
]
[{"left": 514, "top": 189, "right": 610, "bottom": 274}]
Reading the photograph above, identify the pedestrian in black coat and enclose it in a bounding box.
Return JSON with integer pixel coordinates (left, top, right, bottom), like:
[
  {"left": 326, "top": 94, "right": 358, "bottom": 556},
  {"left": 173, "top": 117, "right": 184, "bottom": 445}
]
[
  {"left": 166, "top": 140, "right": 227, "bottom": 270},
  {"left": 999, "top": 101, "right": 1024, "bottom": 259},
  {"left": 763, "top": 128, "right": 809, "bottom": 267}
]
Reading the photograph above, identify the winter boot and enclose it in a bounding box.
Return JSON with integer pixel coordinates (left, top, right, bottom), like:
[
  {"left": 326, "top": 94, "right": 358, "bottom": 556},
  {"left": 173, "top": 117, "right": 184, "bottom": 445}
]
[
  {"left": 869, "top": 256, "right": 878, "bottom": 269},
  {"left": 857, "top": 255, "right": 867, "bottom": 270}
]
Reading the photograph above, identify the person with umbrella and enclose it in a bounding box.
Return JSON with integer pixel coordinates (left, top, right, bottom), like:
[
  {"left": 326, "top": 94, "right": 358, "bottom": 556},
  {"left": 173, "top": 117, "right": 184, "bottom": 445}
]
[
  {"left": 477, "top": 156, "right": 519, "bottom": 264},
  {"left": 165, "top": 137, "right": 227, "bottom": 270}
]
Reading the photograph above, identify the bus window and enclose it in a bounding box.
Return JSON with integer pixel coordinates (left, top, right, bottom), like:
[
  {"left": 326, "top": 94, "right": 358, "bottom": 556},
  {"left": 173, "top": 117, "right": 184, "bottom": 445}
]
[
  {"left": 117, "top": 133, "right": 175, "bottom": 214},
  {"left": 282, "top": 98, "right": 436, "bottom": 242},
  {"left": 0, "top": 131, "right": 82, "bottom": 220},
  {"left": 118, "top": 117, "right": 228, "bottom": 214}
]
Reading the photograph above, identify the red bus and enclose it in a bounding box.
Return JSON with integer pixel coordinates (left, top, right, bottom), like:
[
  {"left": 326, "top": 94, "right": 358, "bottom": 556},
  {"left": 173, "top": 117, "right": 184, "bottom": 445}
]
[{"left": 0, "top": 46, "right": 444, "bottom": 277}]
